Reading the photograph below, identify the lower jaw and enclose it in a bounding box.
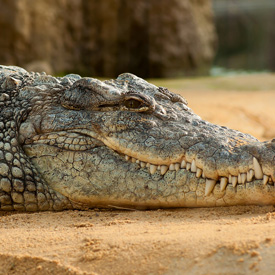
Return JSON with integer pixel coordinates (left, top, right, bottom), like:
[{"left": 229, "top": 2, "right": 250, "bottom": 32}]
[
  {"left": 74, "top": 180, "right": 275, "bottom": 209},
  {"left": 68, "top": 177, "right": 275, "bottom": 209},
  {"left": 24, "top": 144, "right": 275, "bottom": 209}
]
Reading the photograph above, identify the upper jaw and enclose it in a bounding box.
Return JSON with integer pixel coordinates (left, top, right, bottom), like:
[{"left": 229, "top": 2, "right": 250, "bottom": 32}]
[
  {"left": 21, "top": 116, "right": 275, "bottom": 198},
  {"left": 113, "top": 132, "right": 275, "bottom": 196}
]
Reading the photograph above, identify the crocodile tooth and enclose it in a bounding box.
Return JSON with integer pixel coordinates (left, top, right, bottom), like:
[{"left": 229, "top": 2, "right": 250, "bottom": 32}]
[
  {"left": 146, "top": 163, "right": 150, "bottom": 168},
  {"left": 160, "top": 165, "right": 169, "bottom": 175},
  {"left": 238, "top": 174, "right": 242, "bottom": 184},
  {"left": 196, "top": 168, "right": 202, "bottom": 178},
  {"left": 186, "top": 162, "right": 191, "bottom": 171},
  {"left": 241, "top": 173, "right": 247, "bottom": 184},
  {"left": 247, "top": 170, "right": 251, "bottom": 181},
  {"left": 175, "top": 163, "right": 180, "bottom": 171},
  {"left": 169, "top": 164, "right": 175, "bottom": 171},
  {"left": 220, "top": 177, "right": 228, "bottom": 191},
  {"left": 228, "top": 175, "right": 232, "bottom": 183},
  {"left": 150, "top": 164, "right": 157, "bottom": 174},
  {"left": 125, "top": 155, "right": 130, "bottom": 161},
  {"left": 136, "top": 159, "right": 140, "bottom": 164},
  {"left": 140, "top": 161, "right": 146, "bottom": 168},
  {"left": 263, "top": 175, "right": 269, "bottom": 185},
  {"left": 232, "top": 176, "right": 238, "bottom": 187},
  {"left": 202, "top": 171, "right": 205, "bottom": 178},
  {"left": 205, "top": 179, "right": 216, "bottom": 196},
  {"left": 247, "top": 169, "right": 254, "bottom": 182},
  {"left": 253, "top": 157, "right": 263, "bottom": 179},
  {"left": 191, "top": 160, "right": 197, "bottom": 172},
  {"left": 157, "top": 165, "right": 161, "bottom": 170},
  {"left": 181, "top": 159, "right": 186, "bottom": 168},
  {"left": 132, "top": 158, "right": 136, "bottom": 163}
]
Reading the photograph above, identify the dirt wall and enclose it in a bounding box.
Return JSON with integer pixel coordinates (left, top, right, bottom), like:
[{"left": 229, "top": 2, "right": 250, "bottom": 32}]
[{"left": 0, "top": 0, "right": 216, "bottom": 77}]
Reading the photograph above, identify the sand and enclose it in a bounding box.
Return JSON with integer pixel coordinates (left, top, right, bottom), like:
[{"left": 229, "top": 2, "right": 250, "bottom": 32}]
[{"left": 0, "top": 74, "right": 275, "bottom": 275}]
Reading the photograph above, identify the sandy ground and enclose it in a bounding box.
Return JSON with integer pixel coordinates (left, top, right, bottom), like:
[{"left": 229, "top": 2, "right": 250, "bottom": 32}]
[{"left": 1, "top": 74, "right": 275, "bottom": 275}]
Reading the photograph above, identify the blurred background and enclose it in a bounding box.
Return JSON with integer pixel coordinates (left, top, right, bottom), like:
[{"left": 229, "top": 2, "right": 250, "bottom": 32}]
[
  {"left": 0, "top": 0, "right": 275, "bottom": 140},
  {"left": 0, "top": 0, "right": 274, "bottom": 78},
  {"left": 212, "top": 0, "right": 275, "bottom": 76}
]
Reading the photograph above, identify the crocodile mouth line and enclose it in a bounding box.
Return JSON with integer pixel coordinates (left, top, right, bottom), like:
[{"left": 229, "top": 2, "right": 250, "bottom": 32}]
[
  {"left": 121, "top": 152, "right": 275, "bottom": 196},
  {"left": 25, "top": 131, "right": 275, "bottom": 197}
]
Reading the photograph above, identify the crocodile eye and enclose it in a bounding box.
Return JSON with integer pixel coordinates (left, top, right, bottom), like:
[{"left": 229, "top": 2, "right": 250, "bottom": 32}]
[
  {"left": 123, "top": 93, "right": 155, "bottom": 113},
  {"left": 124, "top": 99, "right": 142, "bottom": 109}
]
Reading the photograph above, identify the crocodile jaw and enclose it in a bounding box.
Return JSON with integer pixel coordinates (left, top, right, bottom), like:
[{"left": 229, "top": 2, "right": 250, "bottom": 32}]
[
  {"left": 22, "top": 120, "right": 275, "bottom": 208},
  {"left": 24, "top": 142, "right": 275, "bottom": 209}
]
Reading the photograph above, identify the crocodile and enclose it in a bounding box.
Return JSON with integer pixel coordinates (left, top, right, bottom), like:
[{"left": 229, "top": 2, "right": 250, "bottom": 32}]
[{"left": 0, "top": 65, "right": 275, "bottom": 211}]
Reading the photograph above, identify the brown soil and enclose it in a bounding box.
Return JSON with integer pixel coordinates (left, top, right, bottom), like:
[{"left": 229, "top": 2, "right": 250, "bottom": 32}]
[{"left": 1, "top": 74, "right": 275, "bottom": 275}]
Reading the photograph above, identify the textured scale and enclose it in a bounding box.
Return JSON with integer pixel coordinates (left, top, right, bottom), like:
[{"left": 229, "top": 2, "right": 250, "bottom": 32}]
[{"left": 0, "top": 67, "right": 73, "bottom": 211}]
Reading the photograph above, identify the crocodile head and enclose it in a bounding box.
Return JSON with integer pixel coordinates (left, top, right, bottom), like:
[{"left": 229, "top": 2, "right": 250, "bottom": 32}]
[{"left": 2, "top": 66, "right": 275, "bottom": 209}]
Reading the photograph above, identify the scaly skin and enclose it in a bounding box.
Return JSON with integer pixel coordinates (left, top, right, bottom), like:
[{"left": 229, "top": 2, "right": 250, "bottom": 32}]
[{"left": 0, "top": 65, "right": 275, "bottom": 211}]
